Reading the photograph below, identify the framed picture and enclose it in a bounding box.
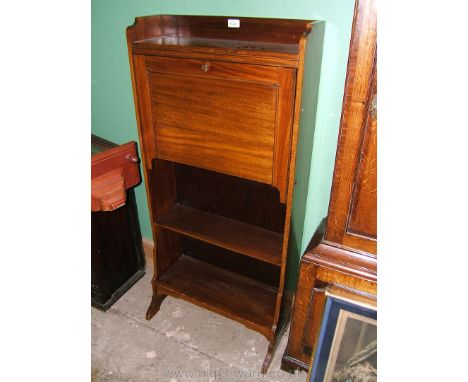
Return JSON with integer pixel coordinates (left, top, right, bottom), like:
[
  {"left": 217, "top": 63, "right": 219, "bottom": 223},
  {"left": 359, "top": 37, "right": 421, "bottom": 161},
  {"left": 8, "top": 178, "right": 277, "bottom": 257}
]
[{"left": 308, "top": 288, "right": 377, "bottom": 382}]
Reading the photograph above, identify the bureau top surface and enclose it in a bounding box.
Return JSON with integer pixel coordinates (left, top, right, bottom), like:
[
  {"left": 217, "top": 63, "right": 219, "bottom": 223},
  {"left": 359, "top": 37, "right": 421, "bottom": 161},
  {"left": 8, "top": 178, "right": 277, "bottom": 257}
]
[
  {"left": 127, "top": 15, "right": 313, "bottom": 60},
  {"left": 133, "top": 36, "right": 299, "bottom": 56}
]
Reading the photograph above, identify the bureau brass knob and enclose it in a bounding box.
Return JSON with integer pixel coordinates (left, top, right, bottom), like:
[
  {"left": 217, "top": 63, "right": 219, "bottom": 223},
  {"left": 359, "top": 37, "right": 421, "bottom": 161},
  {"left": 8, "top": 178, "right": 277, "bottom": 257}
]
[
  {"left": 125, "top": 154, "right": 138, "bottom": 163},
  {"left": 201, "top": 63, "right": 210, "bottom": 72}
]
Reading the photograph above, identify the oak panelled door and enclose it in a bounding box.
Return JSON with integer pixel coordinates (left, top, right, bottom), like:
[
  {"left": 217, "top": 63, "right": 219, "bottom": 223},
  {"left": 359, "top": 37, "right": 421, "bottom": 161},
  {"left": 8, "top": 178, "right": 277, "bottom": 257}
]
[
  {"left": 346, "top": 68, "right": 377, "bottom": 250},
  {"left": 325, "top": 13, "right": 377, "bottom": 256}
]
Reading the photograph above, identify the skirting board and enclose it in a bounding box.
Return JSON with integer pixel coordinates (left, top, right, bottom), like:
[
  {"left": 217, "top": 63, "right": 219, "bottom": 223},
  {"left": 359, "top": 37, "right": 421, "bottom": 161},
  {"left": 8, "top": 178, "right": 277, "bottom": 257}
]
[{"left": 142, "top": 237, "right": 154, "bottom": 264}]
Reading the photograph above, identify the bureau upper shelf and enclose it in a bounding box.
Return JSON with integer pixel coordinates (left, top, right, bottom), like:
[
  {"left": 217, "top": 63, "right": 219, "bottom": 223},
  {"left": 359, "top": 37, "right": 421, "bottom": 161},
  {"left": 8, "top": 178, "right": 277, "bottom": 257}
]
[
  {"left": 127, "top": 15, "right": 313, "bottom": 66},
  {"left": 156, "top": 204, "right": 283, "bottom": 266},
  {"left": 132, "top": 36, "right": 299, "bottom": 57}
]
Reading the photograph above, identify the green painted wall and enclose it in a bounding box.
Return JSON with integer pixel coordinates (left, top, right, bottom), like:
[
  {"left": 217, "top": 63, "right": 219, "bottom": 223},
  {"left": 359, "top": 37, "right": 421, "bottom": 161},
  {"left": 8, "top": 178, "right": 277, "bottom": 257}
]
[
  {"left": 285, "top": 20, "right": 325, "bottom": 291},
  {"left": 92, "top": 0, "right": 355, "bottom": 282}
]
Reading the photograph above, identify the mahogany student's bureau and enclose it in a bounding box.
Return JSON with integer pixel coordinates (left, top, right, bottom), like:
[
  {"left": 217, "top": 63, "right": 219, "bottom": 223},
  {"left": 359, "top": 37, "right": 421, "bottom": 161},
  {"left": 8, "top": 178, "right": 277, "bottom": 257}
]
[{"left": 126, "top": 15, "right": 315, "bottom": 372}]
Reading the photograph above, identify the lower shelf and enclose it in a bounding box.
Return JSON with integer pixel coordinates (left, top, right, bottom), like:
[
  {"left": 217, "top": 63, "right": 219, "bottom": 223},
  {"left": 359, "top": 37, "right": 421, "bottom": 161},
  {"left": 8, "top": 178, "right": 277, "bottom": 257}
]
[{"left": 157, "top": 255, "right": 278, "bottom": 339}]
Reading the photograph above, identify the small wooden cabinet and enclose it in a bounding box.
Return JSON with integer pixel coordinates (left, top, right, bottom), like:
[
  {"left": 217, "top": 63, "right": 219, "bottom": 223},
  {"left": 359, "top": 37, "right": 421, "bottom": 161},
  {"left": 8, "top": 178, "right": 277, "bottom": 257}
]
[
  {"left": 126, "top": 15, "right": 314, "bottom": 372},
  {"left": 91, "top": 135, "right": 146, "bottom": 311},
  {"left": 281, "top": 0, "right": 377, "bottom": 371}
]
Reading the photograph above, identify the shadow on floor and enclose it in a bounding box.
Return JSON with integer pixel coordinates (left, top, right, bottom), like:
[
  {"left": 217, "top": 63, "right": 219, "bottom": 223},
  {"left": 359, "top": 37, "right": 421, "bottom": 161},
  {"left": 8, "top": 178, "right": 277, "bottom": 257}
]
[{"left": 92, "top": 268, "right": 307, "bottom": 382}]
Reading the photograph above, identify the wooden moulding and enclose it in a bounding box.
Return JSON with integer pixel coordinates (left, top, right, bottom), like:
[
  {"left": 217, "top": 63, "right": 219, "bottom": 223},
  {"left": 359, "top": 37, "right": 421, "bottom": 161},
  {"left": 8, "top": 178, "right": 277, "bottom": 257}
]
[
  {"left": 305, "top": 242, "right": 377, "bottom": 282},
  {"left": 302, "top": 218, "right": 376, "bottom": 283}
]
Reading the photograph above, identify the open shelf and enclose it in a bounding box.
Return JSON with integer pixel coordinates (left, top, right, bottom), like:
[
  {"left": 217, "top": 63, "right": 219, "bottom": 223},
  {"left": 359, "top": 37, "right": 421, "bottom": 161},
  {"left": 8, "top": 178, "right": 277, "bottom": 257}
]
[
  {"left": 156, "top": 204, "right": 283, "bottom": 265},
  {"left": 157, "top": 255, "right": 277, "bottom": 338},
  {"left": 133, "top": 36, "right": 299, "bottom": 56}
]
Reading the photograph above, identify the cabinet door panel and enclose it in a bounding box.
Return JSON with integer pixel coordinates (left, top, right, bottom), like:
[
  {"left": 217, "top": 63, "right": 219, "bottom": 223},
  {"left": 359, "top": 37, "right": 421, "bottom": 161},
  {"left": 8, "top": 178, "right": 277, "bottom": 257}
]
[
  {"left": 135, "top": 55, "right": 296, "bottom": 198},
  {"left": 149, "top": 72, "right": 277, "bottom": 184},
  {"left": 348, "top": 92, "right": 377, "bottom": 239},
  {"left": 341, "top": 69, "right": 377, "bottom": 254},
  {"left": 325, "top": 0, "right": 377, "bottom": 256}
]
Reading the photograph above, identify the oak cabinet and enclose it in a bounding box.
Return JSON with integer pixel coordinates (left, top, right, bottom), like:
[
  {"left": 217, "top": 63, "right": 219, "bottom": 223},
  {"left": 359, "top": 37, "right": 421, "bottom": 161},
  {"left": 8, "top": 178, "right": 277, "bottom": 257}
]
[
  {"left": 281, "top": 0, "right": 377, "bottom": 372},
  {"left": 126, "top": 15, "right": 314, "bottom": 373}
]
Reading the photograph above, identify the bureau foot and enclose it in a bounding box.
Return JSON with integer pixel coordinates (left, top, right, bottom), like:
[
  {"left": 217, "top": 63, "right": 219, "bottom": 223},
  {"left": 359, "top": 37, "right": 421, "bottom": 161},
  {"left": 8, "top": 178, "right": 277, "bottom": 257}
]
[
  {"left": 261, "top": 340, "right": 276, "bottom": 374},
  {"left": 280, "top": 353, "right": 309, "bottom": 373},
  {"left": 145, "top": 293, "right": 166, "bottom": 320}
]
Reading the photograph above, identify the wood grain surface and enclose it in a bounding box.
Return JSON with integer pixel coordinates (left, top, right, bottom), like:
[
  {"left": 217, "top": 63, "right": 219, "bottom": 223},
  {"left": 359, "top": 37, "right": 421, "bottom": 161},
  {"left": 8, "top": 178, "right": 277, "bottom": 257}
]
[
  {"left": 157, "top": 204, "right": 283, "bottom": 265},
  {"left": 158, "top": 255, "right": 278, "bottom": 339},
  {"left": 325, "top": 0, "right": 377, "bottom": 255}
]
